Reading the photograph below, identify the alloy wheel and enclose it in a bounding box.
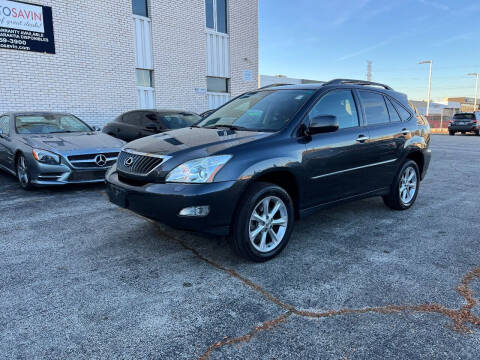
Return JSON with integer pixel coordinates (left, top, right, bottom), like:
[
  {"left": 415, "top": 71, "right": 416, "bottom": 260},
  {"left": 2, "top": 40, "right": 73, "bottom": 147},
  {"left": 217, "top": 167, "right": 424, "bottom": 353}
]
[
  {"left": 399, "top": 166, "right": 417, "bottom": 205},
  {"left": 17, "top": 156, "right": 29, "bottom": 186},
  {"left": 248, "top": 196, "right": 288, "bottom": 253}
]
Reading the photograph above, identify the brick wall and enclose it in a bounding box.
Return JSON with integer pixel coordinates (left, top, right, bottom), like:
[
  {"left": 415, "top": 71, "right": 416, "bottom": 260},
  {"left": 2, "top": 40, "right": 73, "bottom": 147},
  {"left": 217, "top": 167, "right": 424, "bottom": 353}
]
[
  {"left": 0, "top": 0, "right": 137, "bottom": 127},
  {"left": 150, "top": 0, "right": 208, "bottom": 113},
  {"left": 0, "top": 0, "right": 259, "bottom": 126},
  {"left": 229, "top": 0, "right": 259, "bottom": 98},
  {"left": 150, "top": 0, "right": 258, "bottom": 114}
]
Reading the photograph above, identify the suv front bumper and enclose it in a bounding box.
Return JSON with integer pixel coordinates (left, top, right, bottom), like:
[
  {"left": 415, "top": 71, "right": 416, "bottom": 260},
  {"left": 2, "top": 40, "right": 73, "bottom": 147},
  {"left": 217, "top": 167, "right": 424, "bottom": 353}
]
[{"left": 105, "top": 171, "right": 244, "bottom": 236}]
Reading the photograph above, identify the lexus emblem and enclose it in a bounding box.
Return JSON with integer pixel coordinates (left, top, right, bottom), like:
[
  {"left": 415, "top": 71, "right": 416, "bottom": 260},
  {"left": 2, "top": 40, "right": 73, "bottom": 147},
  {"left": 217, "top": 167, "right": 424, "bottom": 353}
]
[
  {"left": 94, "top": 154, "right": 107, "bottom": 167},
  {"left": 124, "top": 156, "right": 134, "bottom": 167}
]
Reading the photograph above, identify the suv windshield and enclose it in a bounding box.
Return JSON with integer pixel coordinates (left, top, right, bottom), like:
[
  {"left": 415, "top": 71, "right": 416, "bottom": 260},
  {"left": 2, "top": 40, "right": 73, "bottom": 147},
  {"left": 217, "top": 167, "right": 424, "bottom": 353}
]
[
  {"left": 16, "top": 114, "right": 92, "bottom": 134},
  {"left": 453, "top": 113, "right": 475, "bottom": 120},
  {"left": 197, "top": 89, "right": 314, "bottom": 132}
]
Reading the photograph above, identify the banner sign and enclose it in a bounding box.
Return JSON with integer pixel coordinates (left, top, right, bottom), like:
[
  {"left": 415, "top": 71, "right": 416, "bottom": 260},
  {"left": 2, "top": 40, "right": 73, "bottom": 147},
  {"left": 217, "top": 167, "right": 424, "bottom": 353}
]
[{"left": 0, "top": 0, "right": 55, "bottom": 54}]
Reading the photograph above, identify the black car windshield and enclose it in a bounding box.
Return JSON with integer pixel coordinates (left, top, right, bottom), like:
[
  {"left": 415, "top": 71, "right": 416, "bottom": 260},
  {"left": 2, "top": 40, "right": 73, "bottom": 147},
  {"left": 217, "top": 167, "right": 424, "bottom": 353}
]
[
  {"left": 453, "top": 113, "right": 475, "bottom": 120},
  {"left": 196, "top": 90, "right": 314, "bottom": 132},
  {"left": 15, "top": 114, "right": 92, "bottom": 134},
  {"left": 159, "top": 113, "right": 201, "bottom": 129}
]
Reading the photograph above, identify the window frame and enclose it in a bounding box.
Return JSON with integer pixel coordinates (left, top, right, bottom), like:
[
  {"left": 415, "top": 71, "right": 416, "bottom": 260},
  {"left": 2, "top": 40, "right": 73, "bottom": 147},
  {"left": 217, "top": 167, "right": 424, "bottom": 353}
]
[
  {"left": 0, "top": 115, "right": 10, "bottom": 136},
  {"left": 132, "top": 0, "right": 149, "bottom": 18},
  {"left": 390, "top": 98, "right": 414, "bottom": 122},
  {"left": 305, "top": 88, "right": 361, "bottom": 130},
  {"left": 205, "top": 0, "right": 228, "bottom": 34},
  {"left": 384, "top": 96, "right": 402, "bottom": 123},
  {"left": 136, "top": 69, "right": 154, "bottom": 88},
  {"left": 357, "top": 89, "right": 392, "bottom": 126},
  {"left": 207, "top": 76, "right": 229, "bottom": 94}
]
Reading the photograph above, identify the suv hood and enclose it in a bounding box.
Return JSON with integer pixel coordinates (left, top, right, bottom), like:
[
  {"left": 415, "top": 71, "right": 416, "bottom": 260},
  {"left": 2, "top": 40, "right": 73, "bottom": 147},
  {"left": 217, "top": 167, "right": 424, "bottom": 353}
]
[
  {"left": 20, "top": 132, "right": 125, "bottom": 153},
  {"left": 125, "top": 127, "right": 271, "bottom": 157}
]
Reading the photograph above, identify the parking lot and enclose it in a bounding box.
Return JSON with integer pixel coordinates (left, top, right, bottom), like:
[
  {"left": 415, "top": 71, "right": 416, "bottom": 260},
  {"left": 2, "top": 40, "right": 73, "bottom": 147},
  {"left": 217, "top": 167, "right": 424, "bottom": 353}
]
[{"left": 1, "top": 134, "right": 479, "bottom": 359}]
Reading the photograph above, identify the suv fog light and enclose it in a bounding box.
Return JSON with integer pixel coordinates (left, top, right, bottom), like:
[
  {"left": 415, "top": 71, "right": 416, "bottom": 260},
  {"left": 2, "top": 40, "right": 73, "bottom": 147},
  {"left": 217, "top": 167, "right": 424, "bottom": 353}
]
[{"left": 179, "top": 206, "right": 210, "bottom": 217}]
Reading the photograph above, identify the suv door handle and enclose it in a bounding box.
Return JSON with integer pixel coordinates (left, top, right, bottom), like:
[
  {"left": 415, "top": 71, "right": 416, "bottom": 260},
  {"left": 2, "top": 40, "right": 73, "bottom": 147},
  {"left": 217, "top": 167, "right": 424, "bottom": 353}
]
[
  {"left": 401, "top": 128, "right": 410, "bottom": 136},
  {"left": 356, "top": 135, "right": 370, "bottom": 143}
]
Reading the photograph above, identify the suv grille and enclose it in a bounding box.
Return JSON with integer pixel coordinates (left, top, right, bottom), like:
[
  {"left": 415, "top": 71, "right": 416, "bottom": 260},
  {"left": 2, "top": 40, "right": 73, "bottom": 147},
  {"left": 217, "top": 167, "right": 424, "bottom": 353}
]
[{"left": 117, "top": 150, "right": 169, "bottom": 176}]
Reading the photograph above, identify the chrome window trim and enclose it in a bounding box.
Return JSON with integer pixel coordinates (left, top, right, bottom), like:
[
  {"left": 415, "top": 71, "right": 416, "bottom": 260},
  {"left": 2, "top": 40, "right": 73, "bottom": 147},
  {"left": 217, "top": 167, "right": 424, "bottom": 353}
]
[{"left": 312, "top": 159, "right": 397, "bottom": 180}]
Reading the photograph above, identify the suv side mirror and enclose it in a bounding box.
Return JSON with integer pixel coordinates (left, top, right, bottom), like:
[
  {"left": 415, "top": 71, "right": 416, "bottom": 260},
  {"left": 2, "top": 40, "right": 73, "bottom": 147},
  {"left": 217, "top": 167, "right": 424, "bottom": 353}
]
[
  {"left": 308, "top": 115, "right": 339, "bottom": 135},
  {"left": 92, "top": 126, "right": 101, "bottom": 131}
]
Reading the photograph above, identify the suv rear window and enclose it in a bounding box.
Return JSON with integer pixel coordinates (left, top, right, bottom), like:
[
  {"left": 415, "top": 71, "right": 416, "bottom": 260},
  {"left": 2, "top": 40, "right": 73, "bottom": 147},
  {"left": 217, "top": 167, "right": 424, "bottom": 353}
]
[
  {"left": 358, "top": 91, "right": 390, "bottom": 125},
  {"left": 453, "top": 113, "right": 475, "bottom": 120}
]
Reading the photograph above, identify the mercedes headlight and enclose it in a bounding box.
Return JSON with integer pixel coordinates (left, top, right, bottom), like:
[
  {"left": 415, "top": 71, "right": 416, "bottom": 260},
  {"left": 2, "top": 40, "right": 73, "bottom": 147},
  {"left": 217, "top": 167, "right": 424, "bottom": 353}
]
[
  {"left": 32, "top": 149, "right": 61, "bottom": 165},
  {"left": 166, "top": 155, "right": 232, "bottom": 183}
]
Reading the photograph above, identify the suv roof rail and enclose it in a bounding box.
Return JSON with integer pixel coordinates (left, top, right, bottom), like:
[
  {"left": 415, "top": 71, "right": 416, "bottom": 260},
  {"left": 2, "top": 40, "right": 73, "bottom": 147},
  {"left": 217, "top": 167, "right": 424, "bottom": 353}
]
[
  {"left": 258, "top": 83, "right": 293, "bottom": 89},
  {"left": 324, "top": 79, "right": 393, "bottom": 91}
]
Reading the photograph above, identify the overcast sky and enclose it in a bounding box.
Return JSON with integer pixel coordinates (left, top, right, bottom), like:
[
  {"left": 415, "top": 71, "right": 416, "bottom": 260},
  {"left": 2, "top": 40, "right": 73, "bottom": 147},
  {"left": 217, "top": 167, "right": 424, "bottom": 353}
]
[{"left": 259, "top": 0, "right": 480, "bottom": 101}]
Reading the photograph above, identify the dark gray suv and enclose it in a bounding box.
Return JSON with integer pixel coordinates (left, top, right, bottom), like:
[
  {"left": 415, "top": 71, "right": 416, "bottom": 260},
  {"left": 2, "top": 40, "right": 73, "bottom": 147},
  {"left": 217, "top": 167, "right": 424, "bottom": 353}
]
[{"left": 106, "top": 79, "right": 431, "bottom": 261}]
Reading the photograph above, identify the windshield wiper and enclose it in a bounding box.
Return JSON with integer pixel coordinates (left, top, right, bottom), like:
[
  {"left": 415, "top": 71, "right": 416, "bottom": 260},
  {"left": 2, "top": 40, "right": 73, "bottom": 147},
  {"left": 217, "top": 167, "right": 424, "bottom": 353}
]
[
  {"left": 48, "top": 130, "right": 78, "bottom": 134},
  {"left": 205, "top": 124, "right": 252, "bottom": 131}
]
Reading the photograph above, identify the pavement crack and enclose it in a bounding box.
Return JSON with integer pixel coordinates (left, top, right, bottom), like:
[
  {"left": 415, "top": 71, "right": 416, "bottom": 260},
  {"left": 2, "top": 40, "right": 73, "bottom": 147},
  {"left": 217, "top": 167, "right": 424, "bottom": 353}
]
[
  {"left": 115, "top": 210, "right": 480, "bottom": 359},
  {"left": 198, "top": 312, "right": 292, "bottom": 360}
]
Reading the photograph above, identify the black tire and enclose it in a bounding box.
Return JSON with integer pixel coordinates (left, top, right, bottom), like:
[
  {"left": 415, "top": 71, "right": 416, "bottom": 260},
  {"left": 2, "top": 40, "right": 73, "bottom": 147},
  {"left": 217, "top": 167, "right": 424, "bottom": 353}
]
[
  {"left": 230, "top": 182, "right": 294, "bottom": 262},
  {"left": 475, "top": 130, "right": 480, "bottom": 136},
  {"left": 449, "top": 131, "right": 455, "bottom": 136},
  {"left": 383, "top": 160, "right": 420, "bottom": 211},
  {"left": 16, "top": 154, "right": 33, "bottom": 190}
]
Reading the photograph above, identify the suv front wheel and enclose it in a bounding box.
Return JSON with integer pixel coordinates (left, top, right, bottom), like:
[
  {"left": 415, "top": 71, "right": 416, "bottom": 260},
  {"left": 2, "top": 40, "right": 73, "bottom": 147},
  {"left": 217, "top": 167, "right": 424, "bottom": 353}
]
[
  {"left": 230, "top": 182, "right": 294, "bottom": 262},
  {"left": 383, "top": 160, "right": 420, "bottom": 210}
]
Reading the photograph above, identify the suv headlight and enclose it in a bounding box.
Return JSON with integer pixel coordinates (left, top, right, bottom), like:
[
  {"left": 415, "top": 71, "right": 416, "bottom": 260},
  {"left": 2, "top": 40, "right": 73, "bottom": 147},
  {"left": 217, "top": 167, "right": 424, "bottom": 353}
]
[
  {"left": 165, "top": 155, "right": 232, "bottom": 183},
  {"left": 32, "top": 149, "right": 61, "bottom": 165}
]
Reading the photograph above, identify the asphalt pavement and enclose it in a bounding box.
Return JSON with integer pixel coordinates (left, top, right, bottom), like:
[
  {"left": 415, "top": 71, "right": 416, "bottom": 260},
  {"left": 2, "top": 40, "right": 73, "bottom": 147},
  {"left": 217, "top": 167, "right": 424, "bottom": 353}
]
[{"left": 1, "top": 134, "right": 479, "bottom": 359}]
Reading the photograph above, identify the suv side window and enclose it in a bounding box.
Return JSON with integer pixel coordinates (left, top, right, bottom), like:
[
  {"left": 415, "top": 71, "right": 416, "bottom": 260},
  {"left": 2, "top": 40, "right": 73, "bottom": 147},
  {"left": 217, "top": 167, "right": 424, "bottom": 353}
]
[
  {"left": 0, "top": 115, "right": 10, "bottom": 136},
  {"left": 385, "top": 97, "right": 401, "bottom": 122},
  {"left": 392, "top": 100, "right": 412, "bottom": 121},
  {"left": 143, "top": 112, "right": 163, "bottom": 127},
  {"left": 308, "top": 90, "right": 359, "bottom": 129},
  {"left": 359, "top": 91, "right": 390, "bottom": 125}
]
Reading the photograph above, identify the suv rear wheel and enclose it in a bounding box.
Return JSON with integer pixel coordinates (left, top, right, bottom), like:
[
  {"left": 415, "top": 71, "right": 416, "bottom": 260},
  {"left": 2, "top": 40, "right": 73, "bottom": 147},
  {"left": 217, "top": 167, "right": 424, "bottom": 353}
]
[
  {"left": 230, "top": 182, "right": 294, "bottom": 262},
  {"left": 449, "top": 131, "right": 455, "bottom": 136},
  {"left": 383, "top": 160, "right": 420, "bottom": 210}
]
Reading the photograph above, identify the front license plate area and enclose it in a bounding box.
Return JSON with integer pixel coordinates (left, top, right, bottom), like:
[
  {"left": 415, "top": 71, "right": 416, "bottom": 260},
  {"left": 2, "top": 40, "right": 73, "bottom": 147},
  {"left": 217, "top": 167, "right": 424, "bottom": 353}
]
[{"left": 110, "top": 185, "right": 128, "bottom": 208}]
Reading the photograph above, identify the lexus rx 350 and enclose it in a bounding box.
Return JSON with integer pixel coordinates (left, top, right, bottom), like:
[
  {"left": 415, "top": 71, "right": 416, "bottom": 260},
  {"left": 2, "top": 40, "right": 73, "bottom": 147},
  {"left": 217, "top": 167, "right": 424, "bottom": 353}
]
[{"left": 106, "top": 79, "right": 431, "bottom": 261}]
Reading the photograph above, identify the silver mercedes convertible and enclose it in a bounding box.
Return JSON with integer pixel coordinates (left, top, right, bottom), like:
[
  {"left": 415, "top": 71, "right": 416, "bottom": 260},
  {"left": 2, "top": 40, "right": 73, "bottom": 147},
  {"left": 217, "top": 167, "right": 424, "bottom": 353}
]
[{"left": 0, "top": 112, "right": 125, "bottom": 189}]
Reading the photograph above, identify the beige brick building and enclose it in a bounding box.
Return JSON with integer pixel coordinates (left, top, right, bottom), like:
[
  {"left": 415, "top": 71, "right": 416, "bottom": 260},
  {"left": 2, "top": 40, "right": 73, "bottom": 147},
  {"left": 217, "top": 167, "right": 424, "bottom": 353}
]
[{"left": 0, "top": 0, "right": 258, "bottom": 127}]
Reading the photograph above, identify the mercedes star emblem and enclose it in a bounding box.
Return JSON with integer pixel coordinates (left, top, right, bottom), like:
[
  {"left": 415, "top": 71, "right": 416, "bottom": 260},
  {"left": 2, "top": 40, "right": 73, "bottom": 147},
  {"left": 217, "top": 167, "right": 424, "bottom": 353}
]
[{"left": 94, "top": 154, "right": 107, "bottom": 167}]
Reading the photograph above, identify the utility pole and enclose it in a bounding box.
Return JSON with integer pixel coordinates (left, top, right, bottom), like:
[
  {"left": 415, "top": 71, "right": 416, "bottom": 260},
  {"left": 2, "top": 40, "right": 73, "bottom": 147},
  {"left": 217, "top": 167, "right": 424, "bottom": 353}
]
[
  {"left": 419, "top": 60, "right": 433, "bottom": 116},
  {"left": 467, "top": 73, "right": 479, "bottom": 111},
  {"left": 366, "top": 61, "right": 372, "bottom": 81}
]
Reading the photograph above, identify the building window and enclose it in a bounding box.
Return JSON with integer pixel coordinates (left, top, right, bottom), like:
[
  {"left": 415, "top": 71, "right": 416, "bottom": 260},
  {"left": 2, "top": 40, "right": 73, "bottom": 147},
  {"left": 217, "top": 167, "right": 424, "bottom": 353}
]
[
  {"left": 207, "top": 77, "right": 229, "bottom": 93},
  {"left": 137, "top": 69, "right": 153, "bottom": 87},
  {"left": 132, "top": 0, "right": 148, "bottom": 17},
  {"left": 205, "top": 0, "right": 228, "bottom": 33}
]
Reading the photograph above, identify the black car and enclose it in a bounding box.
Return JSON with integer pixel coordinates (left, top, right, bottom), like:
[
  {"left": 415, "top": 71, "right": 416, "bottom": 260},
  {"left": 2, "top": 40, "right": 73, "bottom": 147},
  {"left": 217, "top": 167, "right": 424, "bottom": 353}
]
[
  {"left": 448, "top": 112, "right": 480, "bottom": 136},
  {"left": 103, "top": 110, "right": 201, "bottom": 142},
  {"left": 106, "top": 79, "right": 431, "bottom": 261}
]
